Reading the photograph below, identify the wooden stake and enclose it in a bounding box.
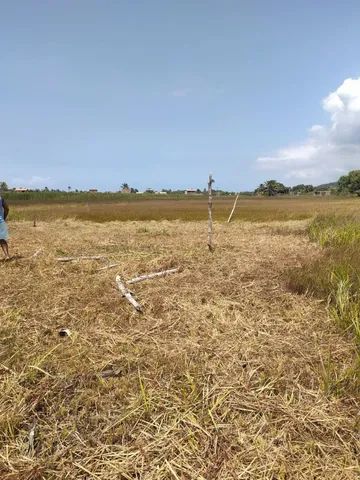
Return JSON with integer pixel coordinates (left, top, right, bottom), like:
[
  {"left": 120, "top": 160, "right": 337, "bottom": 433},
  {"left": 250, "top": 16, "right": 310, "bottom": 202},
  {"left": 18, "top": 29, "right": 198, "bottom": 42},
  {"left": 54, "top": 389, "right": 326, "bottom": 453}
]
[
  {"left": 116, "top": 275, "right": 142, "bottom": 312},
  {"left": 56, "top": 255, "right": 106, "bottom": 262},
  {"left": 207, "top": 173, "right": 215, "bottom": 251},
  {"left": 227, "top": 193, "right": 239, "bottom": 223},
  {"left": 127, "top": 268, "right": 179, "bottom": 284}
]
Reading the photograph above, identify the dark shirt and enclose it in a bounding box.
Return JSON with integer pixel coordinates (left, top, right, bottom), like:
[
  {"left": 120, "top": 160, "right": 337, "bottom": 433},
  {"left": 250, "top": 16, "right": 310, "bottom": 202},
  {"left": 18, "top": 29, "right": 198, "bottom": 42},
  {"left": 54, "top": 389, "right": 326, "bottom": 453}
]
[{"left": 0, "top": 197, "right": 8, "bottom": 220}]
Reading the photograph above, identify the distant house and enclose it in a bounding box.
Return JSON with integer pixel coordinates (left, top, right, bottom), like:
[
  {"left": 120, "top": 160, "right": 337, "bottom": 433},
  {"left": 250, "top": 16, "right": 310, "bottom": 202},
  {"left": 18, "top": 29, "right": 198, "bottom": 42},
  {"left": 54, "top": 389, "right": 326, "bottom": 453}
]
[
  {"left": 15, "top": 187, "right": 28, "bottom": 192},
  {"left": 155, "top": 191, "right": 167, "bottom": 195},
  {"left": 121, "top": 187, "right": 131, "bottom": 194},
  {"left": 313, "top": 190, "right": 331, "bottom": 196},
  {"left": 184, "top": 189, "right": 201, "bottom": 195},
  {"left": 89, "top": 189, "right": 98, "bottom": 193}
]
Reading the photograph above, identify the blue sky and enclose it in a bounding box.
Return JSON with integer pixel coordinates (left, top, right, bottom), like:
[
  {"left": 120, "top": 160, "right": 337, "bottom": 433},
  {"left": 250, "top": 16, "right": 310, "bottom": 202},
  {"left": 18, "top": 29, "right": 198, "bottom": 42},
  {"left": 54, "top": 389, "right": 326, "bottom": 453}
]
[{"left": 1, "top": 1, "right": 360, "bottom": 191}]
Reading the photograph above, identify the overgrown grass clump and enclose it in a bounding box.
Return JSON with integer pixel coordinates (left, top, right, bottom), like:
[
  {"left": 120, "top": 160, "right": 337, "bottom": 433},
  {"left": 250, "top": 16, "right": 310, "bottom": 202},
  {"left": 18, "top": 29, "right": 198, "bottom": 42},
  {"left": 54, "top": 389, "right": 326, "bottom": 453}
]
[
  {"left": 308, "top": 213, "right": 360, "bottom": 247},
  {"left": 289, "top": 214, "right": 360, "bottom": 343}
]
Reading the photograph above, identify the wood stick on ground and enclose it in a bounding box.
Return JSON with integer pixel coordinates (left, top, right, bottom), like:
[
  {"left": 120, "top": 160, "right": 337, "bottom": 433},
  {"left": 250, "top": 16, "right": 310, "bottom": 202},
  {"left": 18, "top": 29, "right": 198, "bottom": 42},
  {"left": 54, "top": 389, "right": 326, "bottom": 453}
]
[
  {"left": 99, "top": 368, "right": 122, "bottom": 378},
  {"left": 116, "top": 275, "right": 142, "bottom": 312},
  {"left": 227, "top": 193, "right": 239, "bottom": 223},
  {"left": 97, "top": 262, "right": 121, "bottom": 271},
  {"left": 31, "top": 248, "right": 43, "bottom": 258},
  {"left": 127, "top": 268, "right": 179, "bottom": 284},
  {"left": 56, "top": 255, "right": 107, "bottom": 262},
  {"left": 27, "top": 423, "right": 36, "bottom": 456},
  {"left": 208, "top": 173, "right": 215, "bottom": 251}
]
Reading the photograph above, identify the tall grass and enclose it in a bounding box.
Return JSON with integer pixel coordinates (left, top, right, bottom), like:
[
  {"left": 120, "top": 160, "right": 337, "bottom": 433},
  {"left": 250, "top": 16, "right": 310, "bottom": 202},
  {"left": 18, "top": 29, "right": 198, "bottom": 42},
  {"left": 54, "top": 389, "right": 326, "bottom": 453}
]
[{"left": 289, "top": 214, "right": 360, "bottom": 344}]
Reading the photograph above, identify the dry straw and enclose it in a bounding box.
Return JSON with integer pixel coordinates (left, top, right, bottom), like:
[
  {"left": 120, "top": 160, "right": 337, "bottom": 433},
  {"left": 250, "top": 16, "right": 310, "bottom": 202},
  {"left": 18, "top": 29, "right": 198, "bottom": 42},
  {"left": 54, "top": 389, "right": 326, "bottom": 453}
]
[{"left": 0, "top": 219, "right": 359, "bottom": 479}]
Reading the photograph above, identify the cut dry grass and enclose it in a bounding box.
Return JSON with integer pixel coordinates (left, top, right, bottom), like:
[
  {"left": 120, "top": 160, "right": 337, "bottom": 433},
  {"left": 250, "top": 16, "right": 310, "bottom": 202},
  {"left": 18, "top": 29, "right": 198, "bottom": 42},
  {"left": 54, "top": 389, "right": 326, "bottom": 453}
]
[{"left": 1, "top": 219, "right": 359, "bottom": 478}]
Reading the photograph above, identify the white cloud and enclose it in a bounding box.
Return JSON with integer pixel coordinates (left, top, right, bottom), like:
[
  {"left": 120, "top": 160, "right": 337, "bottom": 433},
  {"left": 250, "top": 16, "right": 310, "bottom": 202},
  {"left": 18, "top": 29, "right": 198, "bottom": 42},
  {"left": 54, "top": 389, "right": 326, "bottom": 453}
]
[
  {"left": 256, "top": 77, "right": 360, "bottom": 184},
  {"left": 11, "top": 175, "right": 51, "bottom": 187}
]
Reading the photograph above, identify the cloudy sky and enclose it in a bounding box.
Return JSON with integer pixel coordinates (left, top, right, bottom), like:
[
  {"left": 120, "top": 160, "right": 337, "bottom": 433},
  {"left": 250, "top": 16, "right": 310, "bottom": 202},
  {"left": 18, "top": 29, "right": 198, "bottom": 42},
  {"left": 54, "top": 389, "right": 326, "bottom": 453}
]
[
  {"left": 1, "top": 1, "right": 360, "bottom": 191},
  {"left": 257, "top": 78, "right": 360, "bottom": 184}
]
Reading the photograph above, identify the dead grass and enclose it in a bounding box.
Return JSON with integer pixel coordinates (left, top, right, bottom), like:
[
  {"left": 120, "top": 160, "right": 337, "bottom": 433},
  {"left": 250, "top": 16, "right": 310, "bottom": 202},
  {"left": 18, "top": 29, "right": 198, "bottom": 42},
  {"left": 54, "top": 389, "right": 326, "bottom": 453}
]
[
  {"left": 1, "top": 219, "right": 359, "bottom": 479},
  {"left": 9, "top": 196, "right": 360, "bottom": 223}
]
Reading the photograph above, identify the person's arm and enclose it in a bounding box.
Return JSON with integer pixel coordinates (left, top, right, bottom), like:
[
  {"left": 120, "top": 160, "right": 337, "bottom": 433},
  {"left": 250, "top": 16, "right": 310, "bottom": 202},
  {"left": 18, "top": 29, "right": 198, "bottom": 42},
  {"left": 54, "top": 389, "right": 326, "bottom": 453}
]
[{"left": 2, "top": 199, "right": 9, "bottom": 220}]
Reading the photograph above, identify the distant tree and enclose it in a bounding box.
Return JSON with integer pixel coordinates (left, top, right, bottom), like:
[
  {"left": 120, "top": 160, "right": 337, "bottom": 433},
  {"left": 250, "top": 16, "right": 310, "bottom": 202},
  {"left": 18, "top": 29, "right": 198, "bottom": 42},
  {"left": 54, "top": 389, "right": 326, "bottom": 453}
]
[
  {"left": 337, "top": 170, "right": 360, "bottom": 195},
  {"left": 0, "top": 181, "right": 9, "bottom": 191},
  {"left": 291, "top": 184, "right": 314, "bottom": 194},
  {"left": 255, "top": 180, "right": 289, "bottom": 196},
  {"left": 121, "top": 183, "right": 129, "bottom": 190},
  {"left": 44, "top": 186, "right": 49, "bottom": 192},
  {"left": 68, "top": 186, "right": 71, "bottom": 192}
]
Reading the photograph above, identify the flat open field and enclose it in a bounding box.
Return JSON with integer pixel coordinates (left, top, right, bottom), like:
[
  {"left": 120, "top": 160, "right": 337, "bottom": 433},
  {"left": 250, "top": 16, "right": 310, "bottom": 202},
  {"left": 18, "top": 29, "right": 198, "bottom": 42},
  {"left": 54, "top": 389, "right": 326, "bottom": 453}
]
[
  {"left": 1, "top": 215, "right": 359, "bottom": 479},
  {"left": 10, "top": 195, "right": 360, "bottom": 222}
]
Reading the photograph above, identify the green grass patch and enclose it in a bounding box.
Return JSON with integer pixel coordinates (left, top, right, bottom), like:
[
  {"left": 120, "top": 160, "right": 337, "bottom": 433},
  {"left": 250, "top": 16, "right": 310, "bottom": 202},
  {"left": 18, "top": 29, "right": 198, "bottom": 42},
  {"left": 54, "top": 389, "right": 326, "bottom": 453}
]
[
  {"left": 288, "top": 214, "right": 360, "bottom": 394},
  {"left": 308, "top": 213, "right": 360, "bottom": 247}
]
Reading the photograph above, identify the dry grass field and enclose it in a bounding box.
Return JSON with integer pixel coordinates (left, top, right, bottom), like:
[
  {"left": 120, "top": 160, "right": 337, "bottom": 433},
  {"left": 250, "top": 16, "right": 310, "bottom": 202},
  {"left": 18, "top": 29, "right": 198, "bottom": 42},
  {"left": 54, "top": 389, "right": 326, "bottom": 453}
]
[
  {"left": 10, "top": 195, "right": 360, "bottom": 222},
  {"left": 1, "top": 212, "right": 360, "bottom": 479}
]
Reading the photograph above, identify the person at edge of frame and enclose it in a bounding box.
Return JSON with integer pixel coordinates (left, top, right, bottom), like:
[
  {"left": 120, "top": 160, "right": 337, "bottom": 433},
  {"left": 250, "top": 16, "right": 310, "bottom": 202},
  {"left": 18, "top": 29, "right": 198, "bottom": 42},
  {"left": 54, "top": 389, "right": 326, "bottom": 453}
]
[{"left": 0, "top": 194, "right": 10, "bottom": 259}]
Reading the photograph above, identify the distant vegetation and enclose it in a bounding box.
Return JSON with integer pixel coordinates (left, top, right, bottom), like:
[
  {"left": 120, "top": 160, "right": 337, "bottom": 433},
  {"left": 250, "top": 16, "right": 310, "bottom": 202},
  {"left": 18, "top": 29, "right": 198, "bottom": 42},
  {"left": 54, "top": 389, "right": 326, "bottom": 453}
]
[
  {"left": 337, "top": 170, "right": 360, "bottom": 195},
  {"left": 2, "top": 170, "right": 360, "bottom": 202},
  {"left": 0, "top": 184, "right": 236, "bottom": 202},
  {"left": 255, "top": 180, "right": 291, "bottom": 196},
  {"left": 254, "top": 170, "right": 360, "bottom": 196}
]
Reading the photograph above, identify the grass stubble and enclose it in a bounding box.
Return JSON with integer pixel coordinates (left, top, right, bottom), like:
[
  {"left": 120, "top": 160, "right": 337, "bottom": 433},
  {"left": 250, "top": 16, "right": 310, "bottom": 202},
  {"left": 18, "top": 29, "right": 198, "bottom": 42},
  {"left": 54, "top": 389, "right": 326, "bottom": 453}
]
[{"left": 0, "top": 216, "right": 359, "bottom": 479}]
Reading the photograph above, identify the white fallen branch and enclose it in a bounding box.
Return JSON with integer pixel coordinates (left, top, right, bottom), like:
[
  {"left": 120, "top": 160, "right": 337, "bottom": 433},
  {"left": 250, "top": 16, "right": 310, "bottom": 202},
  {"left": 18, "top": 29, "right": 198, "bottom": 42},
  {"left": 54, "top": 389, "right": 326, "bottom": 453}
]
[
  {"left": 27, "top": 423, "right": 36, "bottom": 456},
  {"left": 127, "top": 268, "right": 179, "bottom": 284},
  {"left": 116, "top": 275, "right": 142, "bottom": 312},
  {"left": 21, "top": 249, "right": 43, "bottom": 261},
  {"left": 99, "top": 368, "right": 122, "bottom": 378},
  {"left": 56, "top": 255, "right": 107, "bottom": 262},
  {"left": 97, "top": 262, "right": 121, "bottom": 271}
]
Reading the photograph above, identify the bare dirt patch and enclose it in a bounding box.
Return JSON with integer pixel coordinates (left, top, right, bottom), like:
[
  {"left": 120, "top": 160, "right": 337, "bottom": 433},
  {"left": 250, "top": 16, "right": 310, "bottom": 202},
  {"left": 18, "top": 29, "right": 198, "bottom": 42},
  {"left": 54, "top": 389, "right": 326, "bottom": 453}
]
[{"left": 0, "top": 220, "right": 359, "bottom": 479}]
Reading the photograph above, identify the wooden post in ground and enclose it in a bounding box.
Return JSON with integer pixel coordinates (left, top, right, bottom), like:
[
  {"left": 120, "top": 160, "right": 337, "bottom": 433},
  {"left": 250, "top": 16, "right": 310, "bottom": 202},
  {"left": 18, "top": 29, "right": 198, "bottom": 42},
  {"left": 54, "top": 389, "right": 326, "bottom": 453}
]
[
  {"left": 227, "top": 193, "right": 239, "bottom": 223},
  {"left": 207, "top": 173, "right": 215, "bottom": 251}
]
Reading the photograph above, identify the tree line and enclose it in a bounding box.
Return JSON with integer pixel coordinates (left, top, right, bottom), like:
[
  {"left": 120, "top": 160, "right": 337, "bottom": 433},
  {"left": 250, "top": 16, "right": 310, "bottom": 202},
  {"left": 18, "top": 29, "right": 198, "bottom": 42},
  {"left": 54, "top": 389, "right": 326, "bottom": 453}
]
[
  {"left": 1, "top": 170, "right": 360, "bottom": 196},
  {"left": 255, "top": 170, "right": 360, "bottom": 196}
]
